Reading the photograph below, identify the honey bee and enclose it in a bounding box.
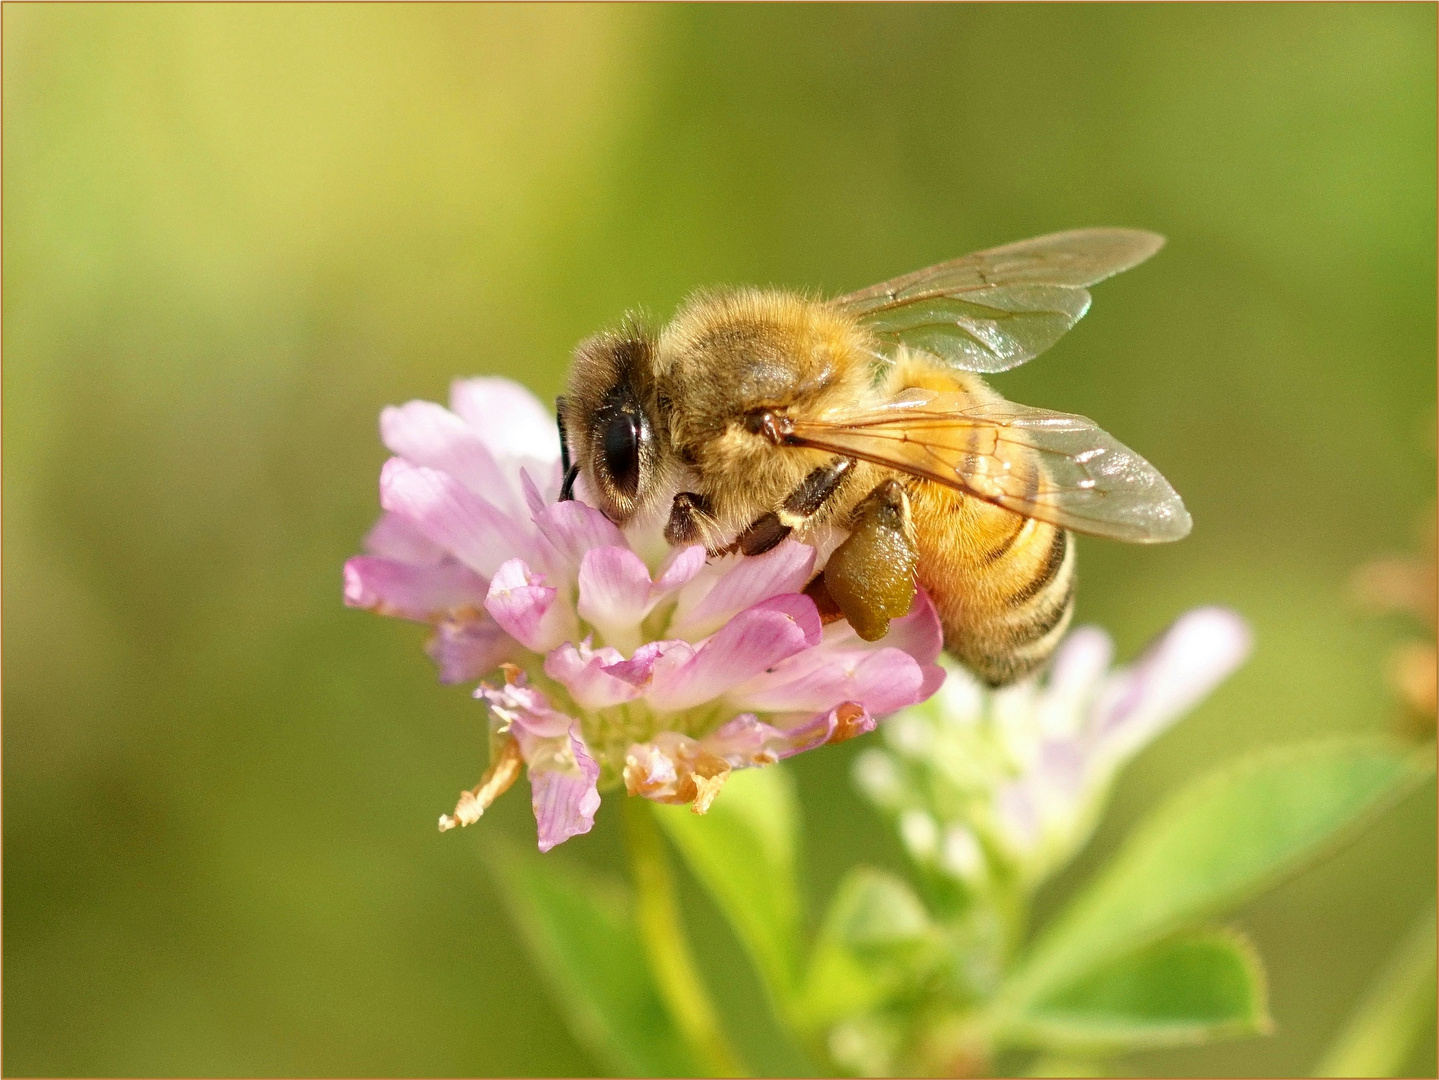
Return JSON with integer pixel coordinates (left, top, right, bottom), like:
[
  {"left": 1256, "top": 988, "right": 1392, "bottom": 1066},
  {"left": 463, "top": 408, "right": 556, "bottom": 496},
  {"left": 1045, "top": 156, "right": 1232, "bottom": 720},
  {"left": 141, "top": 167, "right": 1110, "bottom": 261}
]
[{"left": 557, "top": 229, "right": 1190, "bottom": 685}]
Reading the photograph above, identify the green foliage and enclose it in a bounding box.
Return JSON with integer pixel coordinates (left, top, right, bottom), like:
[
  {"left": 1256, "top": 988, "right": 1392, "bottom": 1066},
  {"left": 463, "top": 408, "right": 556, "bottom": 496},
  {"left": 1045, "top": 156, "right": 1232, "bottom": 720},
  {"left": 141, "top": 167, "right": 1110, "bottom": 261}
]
[
  {"left": 654, "top": 765, "right": 805, "bottom": 1008},
  {"left": 797, "top": 868, "right": 934, "bottom": 1028},
  {"left": 486, "top": 839, "right": 701, "bottom": 1078},
  {"left": 642, "top": 740, "right": 1431, "bottom": 1075},
  {"left": 493, "top": 736, "right": 1431, "bottom": 1078},
  {"left": 997, "top": 739, "right": 1432, "bottom": 1022},
  {"left": 621, "top": 798, "right": 746, "bottom": 1077},
  {"left": 1314, "top": 903, "right": 1437, "bottom": 1078},
  {"left": 1014, "top": 929, "right": 1270, "bottom": 1051}
]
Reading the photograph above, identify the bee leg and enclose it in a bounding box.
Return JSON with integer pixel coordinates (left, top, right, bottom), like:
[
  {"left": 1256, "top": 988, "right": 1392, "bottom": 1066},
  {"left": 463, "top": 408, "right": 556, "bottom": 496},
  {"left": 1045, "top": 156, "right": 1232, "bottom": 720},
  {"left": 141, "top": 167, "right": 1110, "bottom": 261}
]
[
  {"left": 555, "top": 397, "right": 579, "bottom": 502},
  {"left": 734, "top": 456, "right": 856, "bottom": 556},
  {"left": 821, "top": 479, "right": 917, "bottom": 642},
  {"left": 665, "top": 491, "right": 721, "bottom": 549},
  {"left": 735, "top": 513, "right": 791, "bottom": 557}
]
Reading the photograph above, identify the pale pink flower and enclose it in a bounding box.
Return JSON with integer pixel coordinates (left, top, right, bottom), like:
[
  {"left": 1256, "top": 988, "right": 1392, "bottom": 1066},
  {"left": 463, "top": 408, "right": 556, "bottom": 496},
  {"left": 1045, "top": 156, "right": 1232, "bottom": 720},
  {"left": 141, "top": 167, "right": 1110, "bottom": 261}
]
[
  {"left": 856, "top": 607, "right": 1251, "bottom": 885},
  {"left": 345, "top": 378, "right": 944, "bottom": 850}
]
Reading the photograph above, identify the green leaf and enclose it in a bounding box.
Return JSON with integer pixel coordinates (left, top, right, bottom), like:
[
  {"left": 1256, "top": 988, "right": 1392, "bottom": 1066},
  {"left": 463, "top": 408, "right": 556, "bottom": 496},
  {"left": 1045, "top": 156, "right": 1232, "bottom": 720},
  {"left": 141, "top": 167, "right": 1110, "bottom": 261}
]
[
  {"left": 621, "top": 797, "right": 746, "bottom": 1077},
  {"left": 998, "top": 738, "right": 1432, "bottom": 1020},
  {"left": 1314, "top": 902, "right": 1437, "bottom": 1077},
  {"left": 819, "top": 866, "right": 932, "bottom": 958},
  {"left": 1012, "top": 929, "right": 1271, "bottom": 1051},
  {"left": 797, "top": 867, "right": 934, "bottom": 1027},
  {"left": 654, "top": 765, "right": 803, "bottom": 1008},
  {"left": 486, "top": 838, "right": 702, "bottom": 1078}
]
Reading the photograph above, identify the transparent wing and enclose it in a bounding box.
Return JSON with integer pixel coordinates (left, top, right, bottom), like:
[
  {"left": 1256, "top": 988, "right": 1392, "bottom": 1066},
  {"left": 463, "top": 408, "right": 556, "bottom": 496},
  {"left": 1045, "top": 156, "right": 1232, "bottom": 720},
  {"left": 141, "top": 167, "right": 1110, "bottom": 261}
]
[
  {"left": 785, "top": 388, "right": 1191, "bottom": 543},
  {"left": 832, "top": 228, "right": 1164, "bottom": 374}
]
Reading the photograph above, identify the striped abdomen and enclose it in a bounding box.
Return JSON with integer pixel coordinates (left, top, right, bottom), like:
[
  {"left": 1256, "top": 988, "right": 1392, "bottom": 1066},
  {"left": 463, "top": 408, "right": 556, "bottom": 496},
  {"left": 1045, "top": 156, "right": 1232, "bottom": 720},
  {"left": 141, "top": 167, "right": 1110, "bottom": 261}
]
[
  {"left": 883, "top": 362, "right": 1076, "bottom": 686},
  {"left": 909, "top": 479, "right": 1076, "bottom": 687}
]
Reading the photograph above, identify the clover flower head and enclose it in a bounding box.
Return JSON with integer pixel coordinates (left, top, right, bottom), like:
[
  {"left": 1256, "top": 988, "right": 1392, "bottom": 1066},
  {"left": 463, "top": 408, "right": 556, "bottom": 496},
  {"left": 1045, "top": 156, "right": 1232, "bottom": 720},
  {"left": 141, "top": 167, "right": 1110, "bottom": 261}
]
[
  {"left": 345, "top": 378, "right": 945, "bottom": 850},
  {"left": 855, "top": 606, "right": 1251, "bottom": 887}
]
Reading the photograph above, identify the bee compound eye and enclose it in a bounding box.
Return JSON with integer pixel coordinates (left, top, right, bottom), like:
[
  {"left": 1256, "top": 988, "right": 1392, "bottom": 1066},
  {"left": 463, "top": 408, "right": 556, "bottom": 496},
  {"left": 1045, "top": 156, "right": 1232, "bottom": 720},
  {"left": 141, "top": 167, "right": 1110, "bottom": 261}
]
[{"left": 602, "top": 411, "right": 642, "bottom": 498}]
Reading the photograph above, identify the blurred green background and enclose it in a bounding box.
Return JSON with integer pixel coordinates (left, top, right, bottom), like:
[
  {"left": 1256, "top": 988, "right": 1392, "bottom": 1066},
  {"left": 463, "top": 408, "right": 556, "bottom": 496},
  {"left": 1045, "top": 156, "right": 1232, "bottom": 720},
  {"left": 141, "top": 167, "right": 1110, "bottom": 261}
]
[{"left": 4, "top": 4, "right": 1435, "bottom": 1076}]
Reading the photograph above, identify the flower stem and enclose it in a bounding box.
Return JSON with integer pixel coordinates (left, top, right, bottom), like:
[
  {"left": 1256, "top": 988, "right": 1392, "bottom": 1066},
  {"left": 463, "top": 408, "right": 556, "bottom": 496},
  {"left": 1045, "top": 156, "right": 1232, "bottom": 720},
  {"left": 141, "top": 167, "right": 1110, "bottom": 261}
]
[{"left": 623, "top": 796, "right": 746, "bottom": 1078}]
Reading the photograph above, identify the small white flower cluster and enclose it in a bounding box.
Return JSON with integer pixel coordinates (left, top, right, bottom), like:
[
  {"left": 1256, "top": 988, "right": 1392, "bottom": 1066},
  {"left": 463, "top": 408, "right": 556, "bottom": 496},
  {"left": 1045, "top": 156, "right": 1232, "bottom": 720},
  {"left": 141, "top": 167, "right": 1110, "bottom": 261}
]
[{"left": 854, "top": 609, "right": 1251, "bottom": 890}]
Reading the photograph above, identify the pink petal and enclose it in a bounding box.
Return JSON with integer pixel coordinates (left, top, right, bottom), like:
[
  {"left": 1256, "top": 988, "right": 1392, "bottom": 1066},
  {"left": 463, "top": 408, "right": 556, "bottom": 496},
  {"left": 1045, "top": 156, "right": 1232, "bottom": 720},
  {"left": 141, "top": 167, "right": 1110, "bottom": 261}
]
[
  {"left": 877, "top": 590, "right": 944, "bottom": 663},
  {"left": 477, "top": 676, "right": 573, "bottom": 741},
  {"left": 544, "top": 640, "right": 645, "bottom": 709},
  {"left": 529, "top": 459, "right": 566, "bottom": 505},
  {"left": 730, "top": 646, "right": 925, "bottom": 716},
  {"left": 1046, "top": 626, "right": 1114, "bottom": 705},
  {"left": 573, "top": 546, "right": 709, "bottom": 651},
  {"left": 521, "top": 470, "right": 548, "bottom": 519},
  {"left": 533, "top": 500, "right": 627, "bottom": 578},
  {"left": 484, "top": 558, "right": 577, "bottom": 652},
  {"left": 379, "top": 458, "right": 532, "bottom": 577},
  {"left": 652, "top": 545, "right": 707, "bottom": 597},
  {"left": 529, "top": 731, "right": 601, "bottom": 852},
  {"left": 995, "top": 736, "right": 1089, "bottom": 852},
  {"left": 813, "top": 589, "right": 944, "bottom": 664},
  {"left": 476, "top": 672, "right": 601, "bottom": 849},
  {"left": 363, "top": 512, "right": 447, "bottom": 565},
  {"left": 343, "top": 556, "right": 489, "bottom": 622},
  {"left": 603, "top": 639, "right": 691, "bottom": 687},
  {"left": 770, "top": 702, "right": 877, "bottom": 757},
  {"left": 1034, "top": 738, "right": 1089, "bottom": 803},
  {"left": 1089, "top": 607, "right": 1251, "bottom": 760},
  {"left": 449, "top": 377, "right": 561, "bottom": 465},
  {"left": 427, "top": 618, "right": 513, "bottom": 684},
  {"left": 700, "top": 714, "right": 791, "bottom": 767},
  {"left": 646, "top": 595, "right": 822, "bottom": 713},
  {"left": 799, "top": 592, "right": 946, "bottom": 708},
  {"left": 577, "top": 547, "right": 654, "bottom": 645},
  {"left": 669, "top": 542, "right": 816, "bottom": 640},
  {"left": 916, "top": 662, "right": 948, "bottom": 704},
  {"left": 381, "top": 400, "right": 512, "bottom": 509}
]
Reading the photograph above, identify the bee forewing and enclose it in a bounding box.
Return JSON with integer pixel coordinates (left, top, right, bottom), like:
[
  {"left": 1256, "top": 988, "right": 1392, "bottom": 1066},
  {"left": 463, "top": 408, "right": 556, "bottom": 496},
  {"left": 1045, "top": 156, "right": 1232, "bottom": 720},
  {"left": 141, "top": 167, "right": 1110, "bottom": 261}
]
[
  {"left": 790, "top": 390, "right": 1192, "bottom": 544},
  {"left": 832, "top": 228, "right": 1165, "bottom": 375}
]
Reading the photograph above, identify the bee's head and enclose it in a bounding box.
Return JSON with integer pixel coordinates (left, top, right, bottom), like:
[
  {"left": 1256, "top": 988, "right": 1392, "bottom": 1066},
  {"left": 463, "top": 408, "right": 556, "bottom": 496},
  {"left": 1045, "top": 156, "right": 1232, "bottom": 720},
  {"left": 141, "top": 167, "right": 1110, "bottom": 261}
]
[{"left": 561, "top": 322, "right": 667, "bottom": 524}]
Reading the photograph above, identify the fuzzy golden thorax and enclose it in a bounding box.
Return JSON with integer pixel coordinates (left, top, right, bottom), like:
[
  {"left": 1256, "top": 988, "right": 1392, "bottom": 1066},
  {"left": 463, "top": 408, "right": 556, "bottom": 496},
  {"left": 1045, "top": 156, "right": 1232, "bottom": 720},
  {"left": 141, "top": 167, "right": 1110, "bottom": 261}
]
[{"left": 654, "top": 288, "right": 879, "bottom": 531}]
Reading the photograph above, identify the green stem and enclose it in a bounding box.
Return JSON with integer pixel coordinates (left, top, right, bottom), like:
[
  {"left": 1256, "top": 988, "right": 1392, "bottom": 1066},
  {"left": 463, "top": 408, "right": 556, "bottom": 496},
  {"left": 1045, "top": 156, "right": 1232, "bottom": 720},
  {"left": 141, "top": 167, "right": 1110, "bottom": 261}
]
[
  {"left": 1314, "top": 901, "right": 1437, "bottom": 1078},
  {"left": 996, "top": 883, "right": 1032, "bottom": 968},
  {"left": 623, "top": 797, "right": 746, "bottom": 1078}
]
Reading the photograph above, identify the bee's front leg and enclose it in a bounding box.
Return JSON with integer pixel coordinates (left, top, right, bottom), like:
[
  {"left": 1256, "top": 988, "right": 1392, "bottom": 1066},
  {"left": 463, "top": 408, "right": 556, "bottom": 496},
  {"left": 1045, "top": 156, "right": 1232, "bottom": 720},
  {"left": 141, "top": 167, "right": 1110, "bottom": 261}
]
[
  {"left": 818, "top": 479, "right": 917, "bottom": 642},
  {"left": 665, "top": 491, "right": 723, "bottom": 550},
  {"left": 732, "top": 456, "right": 856, "bottom": 556}
]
